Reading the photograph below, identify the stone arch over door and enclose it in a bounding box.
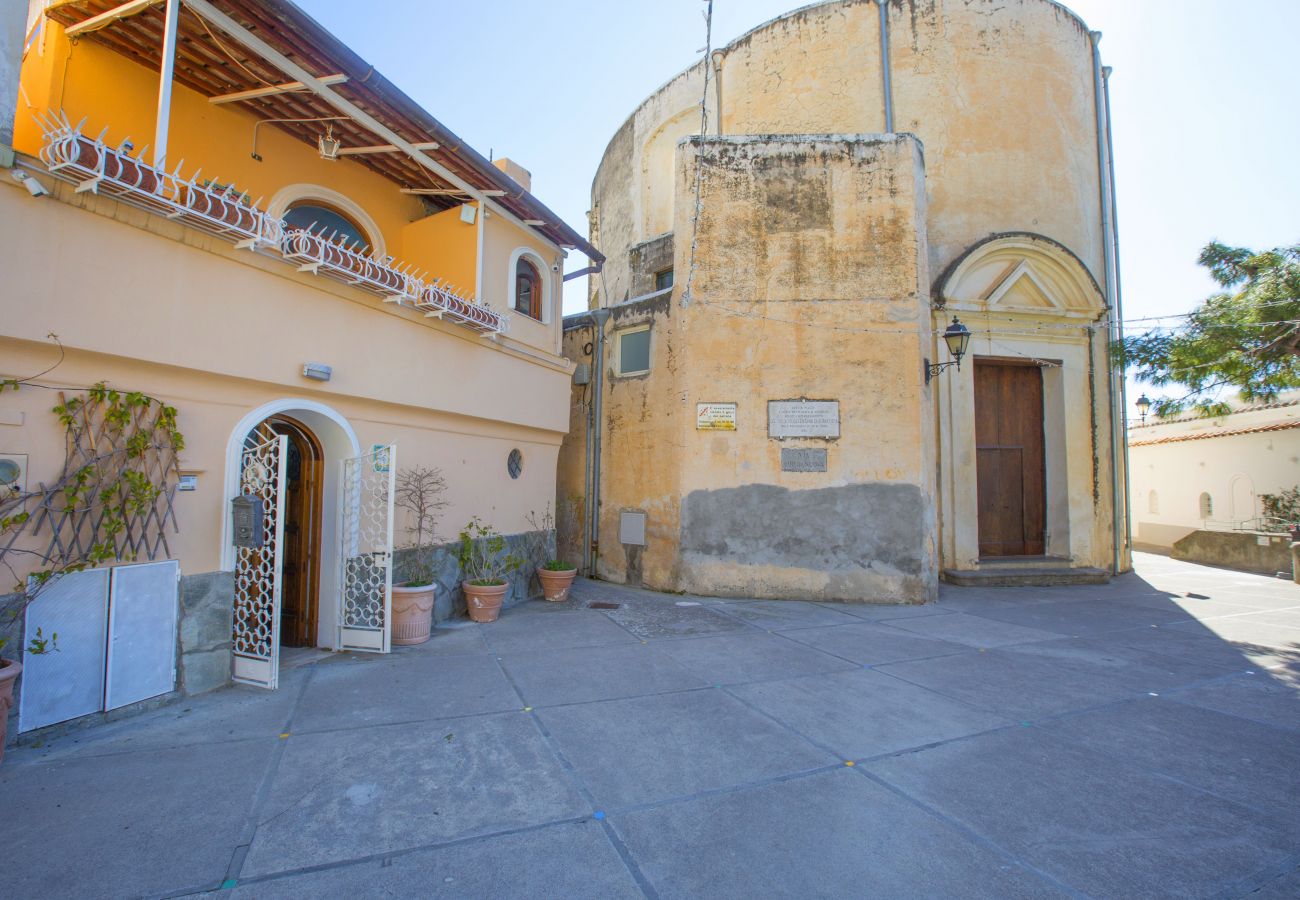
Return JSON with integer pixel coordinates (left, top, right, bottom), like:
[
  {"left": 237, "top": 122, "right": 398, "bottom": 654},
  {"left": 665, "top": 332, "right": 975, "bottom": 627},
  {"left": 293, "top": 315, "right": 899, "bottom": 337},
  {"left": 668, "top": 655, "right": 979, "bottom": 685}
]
[
  {"left": 932, "top": 232, "right": 1110, "bottom": 573},
  {"left": 222, "top": 400, "right": 361, "bottom": 651}
]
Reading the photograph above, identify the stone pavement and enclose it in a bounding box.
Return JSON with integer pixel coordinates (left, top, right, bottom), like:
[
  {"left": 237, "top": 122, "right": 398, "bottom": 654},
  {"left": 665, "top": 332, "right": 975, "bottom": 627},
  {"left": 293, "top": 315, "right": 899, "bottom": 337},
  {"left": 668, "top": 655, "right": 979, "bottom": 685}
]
[{"left": 2, "top": 552, "right": 1298, "bottom": 899}]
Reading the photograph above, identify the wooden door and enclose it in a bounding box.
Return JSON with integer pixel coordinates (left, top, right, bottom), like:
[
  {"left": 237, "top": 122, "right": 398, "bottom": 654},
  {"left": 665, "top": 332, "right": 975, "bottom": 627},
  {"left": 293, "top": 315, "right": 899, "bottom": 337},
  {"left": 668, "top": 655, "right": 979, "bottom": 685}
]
[
  {"left": 271, "top": 417, "right": 322, "bottom": 647},
  {"left": 974, "top": 362, "right": 1046, "bottom": 557}
]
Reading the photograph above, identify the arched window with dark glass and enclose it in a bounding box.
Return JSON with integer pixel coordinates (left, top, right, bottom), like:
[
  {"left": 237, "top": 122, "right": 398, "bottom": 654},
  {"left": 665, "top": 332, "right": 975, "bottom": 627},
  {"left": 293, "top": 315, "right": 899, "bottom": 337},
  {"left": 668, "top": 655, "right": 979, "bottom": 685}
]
[
  {"left": 283, "top": 202, "right": 371, "bottom": 253},
  {"left": 515, "top": 257, "right": 542, "bottom": 319}
]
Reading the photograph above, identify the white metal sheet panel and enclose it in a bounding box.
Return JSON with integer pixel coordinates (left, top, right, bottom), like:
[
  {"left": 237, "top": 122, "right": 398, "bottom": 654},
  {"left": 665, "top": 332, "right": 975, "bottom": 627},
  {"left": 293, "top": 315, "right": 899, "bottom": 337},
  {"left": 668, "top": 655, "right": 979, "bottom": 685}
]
[
  {"left": 105, "top": 560, "right": 179, "bottom": 711},
  {"left": 18, "top": 569, "right": 110, "bottom": 733},
  {"left": 619, "top": 510, "right": 647, "bottom": 546}
]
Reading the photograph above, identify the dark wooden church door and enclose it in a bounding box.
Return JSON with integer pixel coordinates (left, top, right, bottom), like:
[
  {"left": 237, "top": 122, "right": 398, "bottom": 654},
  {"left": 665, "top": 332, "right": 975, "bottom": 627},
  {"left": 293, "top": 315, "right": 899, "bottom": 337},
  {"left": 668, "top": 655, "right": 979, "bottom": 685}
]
[{"left": 974, "top": 361, "right": 1046, "bottom": 557}]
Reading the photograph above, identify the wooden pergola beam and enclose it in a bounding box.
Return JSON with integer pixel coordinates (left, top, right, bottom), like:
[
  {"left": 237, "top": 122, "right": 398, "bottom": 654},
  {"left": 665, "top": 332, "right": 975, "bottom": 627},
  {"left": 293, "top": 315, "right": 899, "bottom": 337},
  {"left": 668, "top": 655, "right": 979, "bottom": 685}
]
[
  {"left": 209, "top": 73, "right": 349, "bottom": 105},
  {"left": 340, "top": 140, "right": 440, "bottom": 156},
  {"left": 65, "top": 0, "right": 165, "bottom": 38}
]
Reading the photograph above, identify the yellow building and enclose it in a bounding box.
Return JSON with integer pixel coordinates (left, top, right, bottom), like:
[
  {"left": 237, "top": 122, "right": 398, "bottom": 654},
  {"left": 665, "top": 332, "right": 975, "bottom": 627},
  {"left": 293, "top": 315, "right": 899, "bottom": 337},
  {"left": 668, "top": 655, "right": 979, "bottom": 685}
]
[
  {"left": 0, "top": 0, "right": 601, "bottom": 722},
  {"left": 561, "top": 0, "right": 1129, "bottom": 603}
]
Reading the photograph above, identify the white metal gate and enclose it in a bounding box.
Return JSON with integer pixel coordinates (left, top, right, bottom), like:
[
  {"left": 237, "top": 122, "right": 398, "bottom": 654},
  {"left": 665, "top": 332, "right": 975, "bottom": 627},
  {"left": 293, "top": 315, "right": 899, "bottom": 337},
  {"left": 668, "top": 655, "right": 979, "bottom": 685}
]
[
  {"left": 338, "top": 445, "right": 396, "bottom": 653},
  {"left": 231, "top": 433, "right": 287, "bottom": 689}
]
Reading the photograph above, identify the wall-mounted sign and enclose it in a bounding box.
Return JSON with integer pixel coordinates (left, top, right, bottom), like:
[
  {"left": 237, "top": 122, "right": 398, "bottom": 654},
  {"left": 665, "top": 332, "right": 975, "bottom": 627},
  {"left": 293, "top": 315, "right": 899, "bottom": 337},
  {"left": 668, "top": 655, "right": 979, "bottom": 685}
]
[
  {"left": 781, "top": 447, "right": 828, "bottom": 472},
  {"left": 370, "top": 444, "right": 391, "bottom": 473},
  {"left": 696, "top": 402, "right": 737, "bottom": 431},
  {"left": 768, "top": 400, "right": 840, "bottom": 439}
]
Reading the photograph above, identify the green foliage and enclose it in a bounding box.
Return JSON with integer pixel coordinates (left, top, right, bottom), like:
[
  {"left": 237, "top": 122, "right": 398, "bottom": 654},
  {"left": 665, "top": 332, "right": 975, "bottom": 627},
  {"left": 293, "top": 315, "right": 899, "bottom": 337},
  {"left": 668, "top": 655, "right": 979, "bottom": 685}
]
[
  {"left": 1259, "top": 486, "right": 1300, "bottom": 530},
  {"left": 457, "top": 517, "right": 522, "bottom": 586},
  {"left": 26, "top": 627, "right": 58, "bottom": 655},
  {"left": 1115, "top": 241, "right": 1300, "bottom": 417}
]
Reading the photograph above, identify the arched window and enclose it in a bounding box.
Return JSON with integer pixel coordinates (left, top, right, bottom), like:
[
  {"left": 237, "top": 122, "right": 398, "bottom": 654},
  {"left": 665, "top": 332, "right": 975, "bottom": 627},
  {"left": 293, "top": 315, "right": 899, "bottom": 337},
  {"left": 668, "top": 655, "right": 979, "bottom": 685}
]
[
  {"left": 1199, "top": 492, "right": 1214, "bottom": 519},
  {"left": 514, "top": 256, "right": 542, "bottom": 320},
  {"left": 1147, "top": 490, "right": 1159, "bottom": 514},
  {"left": 283, "top": 202, "right": 371, "bottom": 252}
]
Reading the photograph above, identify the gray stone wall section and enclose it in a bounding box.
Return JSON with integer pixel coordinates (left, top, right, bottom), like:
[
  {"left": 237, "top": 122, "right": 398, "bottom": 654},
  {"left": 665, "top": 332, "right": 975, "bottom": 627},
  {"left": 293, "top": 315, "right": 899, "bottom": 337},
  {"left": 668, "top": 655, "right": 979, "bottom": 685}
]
[
  {"left": 1171, "top": 530, "right": 1295, "bottom": 578},
  {"left": 394, "top": 529, "right": 554, "bottom": 623},
  {"left": 178, "top": 571, "right": 234, "bottom": 696},
  {"left": 1, "top": 590, "right": 23, "bottom": 746}
]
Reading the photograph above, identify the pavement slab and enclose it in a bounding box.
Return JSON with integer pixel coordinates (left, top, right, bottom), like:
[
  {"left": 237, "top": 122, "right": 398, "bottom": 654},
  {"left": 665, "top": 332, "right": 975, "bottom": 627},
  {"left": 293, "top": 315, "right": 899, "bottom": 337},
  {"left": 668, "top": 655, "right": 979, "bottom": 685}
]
[
  {"left": 499, "top": 641, "right": 710, "bottom": 707},
  {"left": 1166, "top": 672, "right": 1300, "bottom": 731},
  {"left": 480, "top": 609, "right": 640, "bottom": 653},
  {"left": 716, "top": 598, "right": 865, "bottom": 630},
  {"left": 971, "top": 597, "right": 1194, "bottom": 636},
  {"left": 879, "top": 612, "right": 1067, "bottom": 648},
  {"left": 0, "top": 738, "right": 272, "bottom": 899},
  {"left": 654, "top": 631, "right": 859, "bottom": 684},
  {"left": 536, "top": 689, "right": 835, "bottom": 808},
  {"left": 614, "top": 767, "right": 1063, "bottom": 899},
  {"left": 230, "top": 821, "right": 643, "bottom": 899},
  {"left": 729, "top": 668, "right": 1010, "bottom": 759},
  {"left": 780, "top": 620, "right": 971, "bottom": 665},
  {"left": 241, "top": 713, "right": 588, "bottom": 878},
  {"left": 601, "top": 598, "right": 753, "bottom": 640},
  {"left": 866, "top": 726, "right": 1299, "bottom": 899}
]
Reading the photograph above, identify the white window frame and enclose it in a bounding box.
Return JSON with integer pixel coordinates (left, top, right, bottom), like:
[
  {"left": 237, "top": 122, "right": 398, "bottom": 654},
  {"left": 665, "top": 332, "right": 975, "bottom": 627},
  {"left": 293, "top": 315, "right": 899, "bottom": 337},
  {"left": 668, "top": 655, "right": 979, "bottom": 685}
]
[
  {"left": 508, "top": 247, "right": 553, "bottom": 324},
  {"left": 267, "top": 183, "right": 386, "bottom": 258},
  {"left": 615, "top": 324, "right": 652, "bottom": 377}
]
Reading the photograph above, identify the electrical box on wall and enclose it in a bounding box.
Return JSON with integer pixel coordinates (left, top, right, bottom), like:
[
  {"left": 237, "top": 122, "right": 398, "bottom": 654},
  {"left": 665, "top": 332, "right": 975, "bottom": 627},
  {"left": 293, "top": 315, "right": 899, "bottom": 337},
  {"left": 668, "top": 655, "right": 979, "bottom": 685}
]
[
  {"left": 619, "top": 510, "right": 647, "bottom": 546},
  {"left": 0, "top": 453, "right": 27, "bottom": 496},
  {"left": 572, "top": 363, "right": 591, "bottom": 385}
]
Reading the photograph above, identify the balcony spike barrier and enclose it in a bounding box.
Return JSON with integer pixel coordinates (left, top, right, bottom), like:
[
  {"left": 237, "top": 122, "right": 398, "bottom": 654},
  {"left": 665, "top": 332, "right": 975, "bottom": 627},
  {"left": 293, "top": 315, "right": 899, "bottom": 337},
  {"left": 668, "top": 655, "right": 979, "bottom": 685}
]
[{"left": 37, "top": 110, "right": 506, "bottom": 335}]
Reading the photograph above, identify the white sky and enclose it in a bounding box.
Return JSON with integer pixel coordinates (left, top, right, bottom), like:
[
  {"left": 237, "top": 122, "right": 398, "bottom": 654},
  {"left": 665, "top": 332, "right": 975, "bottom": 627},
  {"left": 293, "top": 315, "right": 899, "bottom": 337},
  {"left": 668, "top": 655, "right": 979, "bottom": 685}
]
[{"left": 299, "top": 0, "right": 1299, "bottom": 404}]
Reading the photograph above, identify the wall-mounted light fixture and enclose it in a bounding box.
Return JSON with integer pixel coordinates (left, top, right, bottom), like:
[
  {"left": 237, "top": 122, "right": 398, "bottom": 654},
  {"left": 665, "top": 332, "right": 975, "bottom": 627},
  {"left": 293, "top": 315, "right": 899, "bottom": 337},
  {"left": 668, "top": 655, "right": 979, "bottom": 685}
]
[
  {"left": 302, "top": 362, "right": 332, "bottom": 382},
  {"left": 1135, "top": 393, "right": 1151, "bottom": 424},
  {"left": 318, "top": 124, "right": 341, "bottom": 161},
  {"left": 10, "top": 169, "right": 50, "bottom": 197},
  {"left": 924, "top": 316, "right": 972, "bottom": 384}
]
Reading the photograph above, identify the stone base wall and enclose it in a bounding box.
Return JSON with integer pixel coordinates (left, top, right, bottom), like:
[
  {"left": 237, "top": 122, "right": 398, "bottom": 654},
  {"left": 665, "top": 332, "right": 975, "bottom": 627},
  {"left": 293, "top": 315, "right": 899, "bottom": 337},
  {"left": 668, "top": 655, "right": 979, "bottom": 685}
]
[
  {"left": 178, "top": 571, "right": 234, "bottom": 696},
  {"left": 1171, "top": 530, "right": 1296, "bottom": 577},
  {"left": 393, "top": 529, "right": 553, "bottom": 622}
]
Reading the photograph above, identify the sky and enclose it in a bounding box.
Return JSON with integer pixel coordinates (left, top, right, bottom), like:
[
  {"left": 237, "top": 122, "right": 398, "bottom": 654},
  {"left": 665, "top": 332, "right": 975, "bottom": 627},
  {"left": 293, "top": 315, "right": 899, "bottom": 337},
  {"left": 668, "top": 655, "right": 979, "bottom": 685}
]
[{"left": 297, "top": 0, "right": 1299, "bottom": 405}]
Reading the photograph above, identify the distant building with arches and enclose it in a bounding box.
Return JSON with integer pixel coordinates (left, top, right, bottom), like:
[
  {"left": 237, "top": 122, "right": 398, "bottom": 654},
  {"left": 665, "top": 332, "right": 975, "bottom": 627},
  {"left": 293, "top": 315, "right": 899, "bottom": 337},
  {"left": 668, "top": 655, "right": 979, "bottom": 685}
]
[{"left": 561, "top": 0, "right": 1129, "bottom": 601}]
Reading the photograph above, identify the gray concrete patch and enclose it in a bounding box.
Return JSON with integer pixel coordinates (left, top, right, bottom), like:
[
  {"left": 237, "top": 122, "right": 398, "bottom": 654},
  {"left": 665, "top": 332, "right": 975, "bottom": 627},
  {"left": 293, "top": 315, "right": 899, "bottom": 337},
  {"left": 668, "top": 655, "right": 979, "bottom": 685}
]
[
  {"left": 500, "top": 641, "right": 710, "bottom": 707},
  {"left": 537, "top": 689, "right": 834, "bottom": 808},
  {"left": 0, "top": 738, "right": 271, "bottom": 898},
  {"left": 718, "top": 599, "right": 864, "bottom": 630},
  {"left": 881, "top": 612, "right": 1065, "bottom": 648},
  {"left": 614, "top": 767, "right": 1061, "bottom": 899},
  {"left": 241, "top": 713, "right": 588, "bottom": 878},
  {"left": 481, "top": 609, "right": 639, "bottom": 653},
  {"left": 655, "top": 631, "right": 858, "bottom": 684},
  {"left": 602, "top": 598, "right": 753, "bottom": 639},
  {"left": 971, "top": 597, "right": 1193, "bottom": 636},
  {"left": 815, "top": 599, "right": 954, "bottom": 621},
  {"left": 1167, "top": 673, "right": 1300, "bottom": 731},
  {"left": 730, "top": 668, "right": 1010, "bottom": 759},
  {"left": 290, "top": 651, "right": 519, "bottom": 733},
  {"left": 231, "top": 820, "right": 643, "bottom": 899},
  {"left": 781, "top": 621, "right": 971, "bottom": 665},
  {"left": 998, "top": 635, "right": 1247, "bottom": 694},
  {"left": 865, "top": 726, "right": 1300, "bottom": 898},
  {"left": 1040, "top": 696, "right": 1300, "bottom": 814}
]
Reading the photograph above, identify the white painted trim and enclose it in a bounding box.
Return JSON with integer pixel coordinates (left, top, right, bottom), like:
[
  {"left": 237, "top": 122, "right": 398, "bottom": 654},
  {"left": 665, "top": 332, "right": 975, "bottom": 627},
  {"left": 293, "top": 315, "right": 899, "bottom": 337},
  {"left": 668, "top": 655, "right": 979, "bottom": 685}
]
[
  {"left": 614, "top": 323, "right": 652, "bottom": 377},
  {"left": 219, "top": 399, "right": 360, "bottom": 572},
  {"left": 507, "top": 246, "right": 553, "bottom": 324},
  {"left": 265, "top": 183, "right": 387, "bottom": 259}
]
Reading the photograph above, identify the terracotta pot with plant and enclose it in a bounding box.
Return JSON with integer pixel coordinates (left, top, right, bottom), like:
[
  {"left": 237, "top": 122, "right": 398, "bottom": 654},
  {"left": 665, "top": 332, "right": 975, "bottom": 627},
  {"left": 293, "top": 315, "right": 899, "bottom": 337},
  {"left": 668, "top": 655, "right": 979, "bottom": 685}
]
[
  {"left": 528, "top": 504, "right": 579, "bottom": 602},
  {"left": 391, "top": 466, "right": 449, "bottom": 646},
  {"left": 458, "top": 517, "right": 523, "bottom": 623},
  {"left": 0, "top": 643, "right": 20, "bottom": 765}
]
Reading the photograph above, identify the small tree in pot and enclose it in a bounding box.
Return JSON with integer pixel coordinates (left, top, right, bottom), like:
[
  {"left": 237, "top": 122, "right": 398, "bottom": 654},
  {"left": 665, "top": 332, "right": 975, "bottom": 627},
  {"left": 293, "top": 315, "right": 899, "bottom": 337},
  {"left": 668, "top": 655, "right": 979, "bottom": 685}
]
[
  {"left": 457, "top": 517, "right": 523, "bottom": 623},
  {"left": 527, "top": 504, "right": 579, "bottom": 602},
  {"left": 391, "top": 466, "right": 448, "bottom": 645}
]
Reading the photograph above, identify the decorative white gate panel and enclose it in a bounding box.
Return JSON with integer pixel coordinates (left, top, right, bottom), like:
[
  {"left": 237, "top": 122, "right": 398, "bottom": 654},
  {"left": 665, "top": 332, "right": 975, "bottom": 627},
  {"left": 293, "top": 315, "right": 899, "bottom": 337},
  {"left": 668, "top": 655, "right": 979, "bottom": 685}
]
[
  {"left": 232, "top": 434, "right": 287, "bottom": 689},
  {"left": 338, "top": 445, "right": 396, "bottom": 653}
]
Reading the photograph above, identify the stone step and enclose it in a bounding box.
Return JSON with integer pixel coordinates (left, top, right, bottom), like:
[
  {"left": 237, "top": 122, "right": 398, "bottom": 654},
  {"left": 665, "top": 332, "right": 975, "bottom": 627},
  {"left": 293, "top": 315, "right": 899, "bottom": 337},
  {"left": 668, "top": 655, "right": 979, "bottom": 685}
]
[{"left": 942, "top": 565, "right": 1111, "bottom": 587}]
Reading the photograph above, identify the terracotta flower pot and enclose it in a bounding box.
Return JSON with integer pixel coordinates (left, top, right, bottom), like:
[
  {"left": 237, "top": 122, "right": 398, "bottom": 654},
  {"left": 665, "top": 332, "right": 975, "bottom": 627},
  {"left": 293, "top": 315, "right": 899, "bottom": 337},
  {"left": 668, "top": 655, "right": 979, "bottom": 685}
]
[
  {"left": 463, "top": 581, "right": 508, "bottom": 623},
  {"left": 391, "top": 583, "right": 436, "bottom": 646},
  {"left": 538, "top": 566, "right": 578, "bottom": 602},
  {"left": 0, "top": 657, "right": 22, "bottom": 766}
]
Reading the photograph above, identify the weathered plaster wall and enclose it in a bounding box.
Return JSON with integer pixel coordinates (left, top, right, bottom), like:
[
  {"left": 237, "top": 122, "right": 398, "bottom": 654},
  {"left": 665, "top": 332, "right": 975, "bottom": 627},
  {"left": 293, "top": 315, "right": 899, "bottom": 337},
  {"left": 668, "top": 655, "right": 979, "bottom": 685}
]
[
  {"left": 590, "top": 0, "right": 1104, "bottom": 310},
  {"left": 576, "top": 135, "right": 936, "bottom": 602}
]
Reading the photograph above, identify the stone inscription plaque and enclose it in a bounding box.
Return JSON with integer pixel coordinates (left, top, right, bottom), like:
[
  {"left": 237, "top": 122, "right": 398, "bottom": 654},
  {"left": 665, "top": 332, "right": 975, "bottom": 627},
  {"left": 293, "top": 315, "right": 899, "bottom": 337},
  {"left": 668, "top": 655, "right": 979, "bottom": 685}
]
[
  {"left": 781, "top": 448, "right": 828, "bottom": 472},
  {"left": 696, "top": 402, "right": 737, "bottom": 431},
  {"left": 768, "top": 400, "right": 840, "bottom": 439}
]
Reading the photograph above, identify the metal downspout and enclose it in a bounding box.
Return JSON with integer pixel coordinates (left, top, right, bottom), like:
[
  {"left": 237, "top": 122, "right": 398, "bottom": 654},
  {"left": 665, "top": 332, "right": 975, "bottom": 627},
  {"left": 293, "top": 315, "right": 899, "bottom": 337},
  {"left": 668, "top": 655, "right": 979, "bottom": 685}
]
[
  {"left": 1091, "top": 31, "right": 1124, "bottom": 575},
  {"left": 878, "top": 0, "right": 895, "bottom": 132},
  {"left": 1103, "top": 65, "right": 1132, "bottom": 571},
  {"left": 587, "top": 308, "right": 611, "bottom": 577}
]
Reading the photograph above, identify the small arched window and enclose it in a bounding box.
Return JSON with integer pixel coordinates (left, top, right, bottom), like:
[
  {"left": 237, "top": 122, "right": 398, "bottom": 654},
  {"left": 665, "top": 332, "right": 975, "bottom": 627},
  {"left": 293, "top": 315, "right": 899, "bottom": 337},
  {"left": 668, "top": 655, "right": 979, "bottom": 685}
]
[
  {"left": 515, "top": 256, "right": 542, "bottom": 319},
  {"left": 1148, "top": 490, "right": 1159, "bottom": 514},
  {"left": 283, "top": 202, "right": 371, "bottom": 253},
  {"left": 1199, "top": 492, "right": 1214, "bottom": 519}
]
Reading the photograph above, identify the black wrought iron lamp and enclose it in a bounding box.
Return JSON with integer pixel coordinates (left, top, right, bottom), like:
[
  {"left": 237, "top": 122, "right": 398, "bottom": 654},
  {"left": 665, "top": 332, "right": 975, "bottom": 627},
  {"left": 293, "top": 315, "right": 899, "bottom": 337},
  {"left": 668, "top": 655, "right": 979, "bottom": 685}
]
[
  {"left": 1135, "top": 393, "right": 1151, "bottom": 424},
  {"left": 925, "top": 316, "right": 972, "bottom": 384}
]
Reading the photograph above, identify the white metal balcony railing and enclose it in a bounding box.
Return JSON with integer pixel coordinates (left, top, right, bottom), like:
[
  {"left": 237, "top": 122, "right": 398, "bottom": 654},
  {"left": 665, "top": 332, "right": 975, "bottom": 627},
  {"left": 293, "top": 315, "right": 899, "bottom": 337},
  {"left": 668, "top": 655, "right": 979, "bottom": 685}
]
[{"left": 34, "top": 111, "right": 507, "bottom": 335}]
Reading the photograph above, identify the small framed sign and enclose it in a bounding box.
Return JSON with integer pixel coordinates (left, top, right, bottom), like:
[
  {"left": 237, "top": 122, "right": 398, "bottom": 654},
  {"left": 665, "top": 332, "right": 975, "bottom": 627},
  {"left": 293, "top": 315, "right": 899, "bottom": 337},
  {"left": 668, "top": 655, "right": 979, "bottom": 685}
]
[
  {"left": 696, "top": 402, "right": 737, "bottom": 431},
  {"left": 768, "top": 399, "right": 840, "bottom": 439}
]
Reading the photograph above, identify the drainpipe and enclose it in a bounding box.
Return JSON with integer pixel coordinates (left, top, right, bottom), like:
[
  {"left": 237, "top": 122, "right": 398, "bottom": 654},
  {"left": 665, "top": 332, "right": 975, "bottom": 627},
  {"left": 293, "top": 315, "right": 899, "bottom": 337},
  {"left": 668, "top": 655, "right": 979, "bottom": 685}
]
[
  {"left": 711, "top": 51, "right": 725, "bottom": 135},
  {"left": 1091, "top": 31, "right": 1124, "bottom": 575},
  {"left": 587, "top": 308, "right": 611, "bottom": 576},
  {"left": 1103, "top": 65, "right": 1133, "bottom": 571},
  {"left": 877, "top": 0, "right": 895, "bottom": 132}
]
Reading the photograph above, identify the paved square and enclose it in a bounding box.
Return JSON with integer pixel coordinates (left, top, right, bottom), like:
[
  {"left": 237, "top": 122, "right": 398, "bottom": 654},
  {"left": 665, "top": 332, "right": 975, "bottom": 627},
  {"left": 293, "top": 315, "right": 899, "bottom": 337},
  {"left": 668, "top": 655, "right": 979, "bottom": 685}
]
[{"left": 2, "top": 553, "right": 1297, "bottom": 898}]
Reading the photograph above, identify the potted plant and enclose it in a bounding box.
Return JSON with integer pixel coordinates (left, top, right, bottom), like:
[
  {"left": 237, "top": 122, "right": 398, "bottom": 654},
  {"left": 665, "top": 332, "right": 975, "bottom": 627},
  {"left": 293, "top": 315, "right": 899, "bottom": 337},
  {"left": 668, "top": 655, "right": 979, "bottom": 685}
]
[
  {"left": 0, "top": 640, "right": 20, "bottom": 765},
  {"left": 457, "top": 517, "right": 523, "bottom": 623},
  {"left": 527, "top": 504, "right": 579, "bottom": 602},
  {"left": 391, "top": 466, "right": 449, "bottom": 645}
]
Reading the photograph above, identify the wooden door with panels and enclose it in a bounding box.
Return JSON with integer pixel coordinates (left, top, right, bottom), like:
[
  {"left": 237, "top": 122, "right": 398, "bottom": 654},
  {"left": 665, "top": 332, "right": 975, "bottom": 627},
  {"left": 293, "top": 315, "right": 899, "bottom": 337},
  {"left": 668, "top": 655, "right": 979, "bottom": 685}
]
[
  {"left": 974, "top": 360, "right": 1047, "bottom": 557},
  {"left": 269, "top": 416, "right": 323, "bottom": 648}
]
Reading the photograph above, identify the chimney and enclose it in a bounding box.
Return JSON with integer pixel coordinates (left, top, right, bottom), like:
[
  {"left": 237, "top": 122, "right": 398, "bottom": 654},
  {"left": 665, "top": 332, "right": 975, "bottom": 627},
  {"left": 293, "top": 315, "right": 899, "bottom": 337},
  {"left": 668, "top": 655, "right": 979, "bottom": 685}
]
[{"left": 492, "top": 157, "right": 531, "bottom": 193}]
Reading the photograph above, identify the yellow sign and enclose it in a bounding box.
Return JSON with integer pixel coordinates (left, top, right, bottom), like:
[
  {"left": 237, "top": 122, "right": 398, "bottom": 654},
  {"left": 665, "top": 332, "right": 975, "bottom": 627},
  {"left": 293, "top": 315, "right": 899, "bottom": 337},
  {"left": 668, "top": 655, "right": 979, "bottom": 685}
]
[{"left": 696, "top": 402, "right": 737, "bottom": 430}]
